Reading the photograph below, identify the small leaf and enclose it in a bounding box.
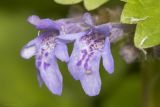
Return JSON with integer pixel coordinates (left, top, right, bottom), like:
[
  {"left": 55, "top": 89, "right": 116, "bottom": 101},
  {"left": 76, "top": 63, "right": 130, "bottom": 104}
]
[
  {"left": 121, "top": 0, "right": 160, "bottom": 48},
  {"left": 84, "top": 0, "right": 109, "bottom": 11},
  {"left": 54, "top": 0, "right": 82, "bottom": 5}
]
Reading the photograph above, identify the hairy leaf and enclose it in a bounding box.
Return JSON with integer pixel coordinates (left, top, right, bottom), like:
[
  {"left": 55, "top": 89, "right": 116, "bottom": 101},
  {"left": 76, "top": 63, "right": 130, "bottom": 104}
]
[
  {"left": 121, "top": 0, "right": 160, "bottom": 48},
  {"left": 54, "top": 0, "right": 82, "bottom": 5},
  {"left": 84, "top": 0, "right": 109, "bottom": 10}
]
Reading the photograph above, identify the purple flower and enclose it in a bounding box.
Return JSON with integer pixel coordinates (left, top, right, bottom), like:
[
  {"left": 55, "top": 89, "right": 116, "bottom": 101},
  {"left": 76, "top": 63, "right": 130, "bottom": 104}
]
[
  {"left": 21, "top": 15, "right": 87, "bottom": 95},
  {"left": 57, "top": 13, "right": 114, "bottom": 96}
]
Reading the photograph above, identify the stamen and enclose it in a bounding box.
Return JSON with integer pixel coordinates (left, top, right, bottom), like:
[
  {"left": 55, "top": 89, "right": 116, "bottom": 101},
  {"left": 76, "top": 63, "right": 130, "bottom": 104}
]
[
  {"left": 38, "top": 30, "right": 41, "bottom": 36},
  {"left": 85, "top": 70, "right": 92, "bottom": 75},
  {"left": 60, "top": 25, "right": 66, "bottom": 35}
]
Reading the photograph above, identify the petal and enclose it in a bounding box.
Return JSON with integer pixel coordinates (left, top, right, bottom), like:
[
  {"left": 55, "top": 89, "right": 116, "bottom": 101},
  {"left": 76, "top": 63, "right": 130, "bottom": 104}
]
[
  {"left": 102, "top": 37, "right": 114, "bottom": 74},
  {"left": 80, "top": 72, "right": 101, "bottom": 96},
  {"left": 80, "top": 54, "right": 101, "bottom": 96},
  {"left": 37, "top": 70, "right": 44, "bottom": 87},
  {"left": 36, "top": 19, "right": 60, "bottom": 30},
  {"left": 81, "top": 13, "right": 95, "bottom": 26},
  {"left": 57, "top": 31, "right": 86, "bottom": 43},
  {"left": 54, "top": 42, "right": 69, "bottom": 62},
  {"left": 111, "top": 23, "right": 136, "bottom": 33},
  {"left": 109, "top": 27, "right": 124, "bottom": 43},
  {"left": 57, "top": 19, "right": 84, "bottom": 34},
  {"left": 28, "top": 15, "right": 40, "bottom": 26},
  {"left": 28, "top": 15, "right": 60, "bottom": 30},
  {"left": 36, "top": 54, "right": 63, "bottom": 95},
  {"left": 21, "top": 38, "right": 37, "bottom": 59},
  {"left": 95, "top": 24, "right": 111, "bottom": 36},
  {"left": 67, "top": 40, "right": 84, "bottom": 80}
]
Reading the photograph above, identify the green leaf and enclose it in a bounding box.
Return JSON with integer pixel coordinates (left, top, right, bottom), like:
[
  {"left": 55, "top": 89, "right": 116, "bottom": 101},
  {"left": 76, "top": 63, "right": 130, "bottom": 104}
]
[
  {"left": 54, "top": 0, "right": 82, "bottom": 5},
  {"left": 121, "top": 0, "right": 160, "bottom": 48},
  {"left": 84, "top": 0, "right": 109, "bottom": 11}
]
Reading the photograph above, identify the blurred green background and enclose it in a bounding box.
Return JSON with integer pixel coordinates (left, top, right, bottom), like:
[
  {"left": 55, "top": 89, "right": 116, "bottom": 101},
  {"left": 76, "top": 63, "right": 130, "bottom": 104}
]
[{"left": 0, "top": 0, "right": 160, "bottom": 107}]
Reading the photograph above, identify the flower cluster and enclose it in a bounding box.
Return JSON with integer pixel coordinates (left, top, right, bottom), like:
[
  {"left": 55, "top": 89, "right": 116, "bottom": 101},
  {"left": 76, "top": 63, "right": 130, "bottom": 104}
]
[{"left": 21, "top": 13, "right": 124, "bottom": 96}]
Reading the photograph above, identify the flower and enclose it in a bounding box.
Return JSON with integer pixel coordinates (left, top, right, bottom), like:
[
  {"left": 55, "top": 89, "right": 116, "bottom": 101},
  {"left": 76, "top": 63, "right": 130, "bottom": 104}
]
[
  {"left": 21, "top": 15, "right": 88, "bottom": 95},
  {"left": 57, "top": 13, "right": 114, "bottom": 96},
  {"left": 21, "top": 13, "right": 128, "bottom": 96}
]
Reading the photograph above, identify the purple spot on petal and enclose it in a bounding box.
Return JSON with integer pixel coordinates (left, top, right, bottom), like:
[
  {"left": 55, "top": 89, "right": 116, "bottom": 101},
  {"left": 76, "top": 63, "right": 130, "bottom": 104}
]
[
  {"left": 84, "top": 52, "right": 93, "bottom": 70},
  {"left": 45, "top": 52, "right": 48, "bottom": 57},
  {"left": 44, "top": 62, "right": 50, "bottom": 70},
  {"left": 94, "top": 39, "right": 104, "bottom": 42},
  {"left": 76, "top": 61, "right": 82, "bottom": 66},
  {"left": 89, "top": 52, "right": 94, "bottom": 56},
  {"left": 84, "top": 58, "right": 89, "bottom": 69},
  {"left": 81, "top": 49, "right": 87, "bottom": 53},
  {"left": 84, "top": 63, "right": 88, "bottom": 70},
  {"left": 37, "top": 56, "right": 42, "bottom": 60},
  {"left": 81, "top": 51, "right": 87, "bottom": 60},
  {"left": 76, "top": 49, "right": 88, "bottom": 66},
  {"left": 37, "top": 61, "right": 41, "bottom": 67}
]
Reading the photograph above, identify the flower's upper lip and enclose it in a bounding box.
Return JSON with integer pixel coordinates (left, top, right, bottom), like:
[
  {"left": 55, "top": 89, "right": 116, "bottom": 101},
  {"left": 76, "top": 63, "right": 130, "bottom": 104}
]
[{"left": 28, "top": 15, "right": 62, "bottom": 31}]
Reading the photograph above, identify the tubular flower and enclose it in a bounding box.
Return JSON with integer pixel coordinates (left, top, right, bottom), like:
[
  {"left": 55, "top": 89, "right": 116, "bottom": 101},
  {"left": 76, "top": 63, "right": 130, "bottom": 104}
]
[
  {"left": 21, "top": 15, "right": 88, "bottom": 95},
  {"left": 57, "top": 13, "right": 114, "bottom": 96},
  {"left": 21, "top": 13, "right": 128, "bottom": 96}
]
